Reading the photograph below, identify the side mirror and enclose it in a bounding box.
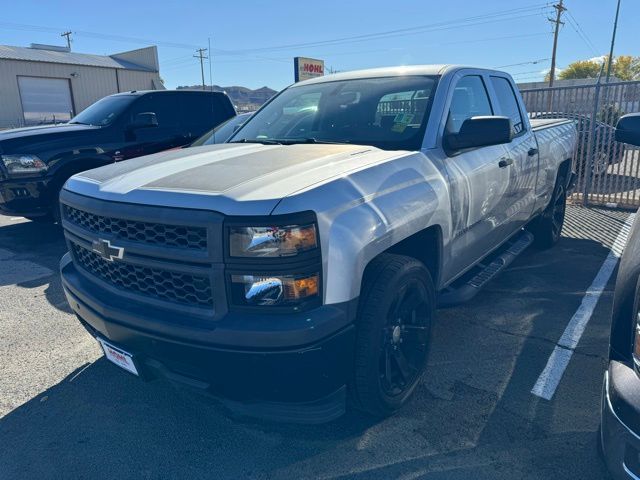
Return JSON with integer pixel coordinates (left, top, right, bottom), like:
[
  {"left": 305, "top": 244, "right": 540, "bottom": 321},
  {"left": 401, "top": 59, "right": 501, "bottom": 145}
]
[
  {"left": 130, "top": 112, "right": 158, "bottom": 130},
  {"left": 445, "top": 116, "right": 513, "bottom": 151},
  {"left": 615, "top": 113, "right": 640, "bottom": 147}
]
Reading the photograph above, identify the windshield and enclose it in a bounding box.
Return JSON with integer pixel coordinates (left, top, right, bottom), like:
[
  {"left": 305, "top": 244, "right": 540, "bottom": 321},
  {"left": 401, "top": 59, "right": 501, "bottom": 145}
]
[
  {"left": 231, "top": 76, "right": 438, "bottom": 151},
  {"left": 69, "top": 95, "right": 135, "bottom": 127},
  {"left": 191, "top": 113, "right": 251, "bottom": 147}
]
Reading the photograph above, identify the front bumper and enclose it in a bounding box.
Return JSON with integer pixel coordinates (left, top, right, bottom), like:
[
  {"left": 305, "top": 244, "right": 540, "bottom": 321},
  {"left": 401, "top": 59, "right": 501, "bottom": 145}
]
[
  {"left": 61, "top": 254, "right": 357, "bottom": 423},
  {"left": 601, "top": 361, "right": 640, "bottom": 479},
  {"left": 0, "top": 176, "right": 53, "bottom": 216}
]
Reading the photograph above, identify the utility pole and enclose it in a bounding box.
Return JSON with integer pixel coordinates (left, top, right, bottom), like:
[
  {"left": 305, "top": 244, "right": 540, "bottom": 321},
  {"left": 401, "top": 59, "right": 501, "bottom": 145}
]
[
  {"left": 61, "top": 31, "right": 72, "bottom": 50},
  {"left": 548, "top": 0, "right": 566, "bottom": 88},
  {"left": 605, "top": 0, "right": 622, "bottom": 83},
  {"left": 194, "top": 48, "right": 208, "bottom": 90}
]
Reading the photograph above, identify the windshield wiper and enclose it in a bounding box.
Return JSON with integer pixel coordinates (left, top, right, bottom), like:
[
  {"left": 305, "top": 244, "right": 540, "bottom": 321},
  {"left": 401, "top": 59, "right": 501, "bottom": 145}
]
[
  {"left": 229, "top": 138, "right": 283, "bottom": 145},
  {"left": 69, "top": 121, "right": 93, "bottom": 126}
]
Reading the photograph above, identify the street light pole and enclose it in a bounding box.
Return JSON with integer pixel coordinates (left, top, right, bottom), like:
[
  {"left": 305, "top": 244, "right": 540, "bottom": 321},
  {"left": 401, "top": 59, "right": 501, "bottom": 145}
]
[{"left": 605, "top": 0, "right": 622, "bottom": 83}]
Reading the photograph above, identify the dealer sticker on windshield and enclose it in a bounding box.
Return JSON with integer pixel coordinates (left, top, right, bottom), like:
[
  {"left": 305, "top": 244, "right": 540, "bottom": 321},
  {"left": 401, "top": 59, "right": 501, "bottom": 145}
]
[
  {"left": 97, "top": 338, "right": 139, "bottom": 376},
  {"left": 391, "top": 113, "right": 415, "bottom": 132}
]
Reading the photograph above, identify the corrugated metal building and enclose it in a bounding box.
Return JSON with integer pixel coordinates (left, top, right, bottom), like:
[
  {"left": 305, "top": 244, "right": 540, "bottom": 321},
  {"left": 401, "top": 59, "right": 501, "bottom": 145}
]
[{"left": 0, "top": 44, "right": 164, "bottom": 129}]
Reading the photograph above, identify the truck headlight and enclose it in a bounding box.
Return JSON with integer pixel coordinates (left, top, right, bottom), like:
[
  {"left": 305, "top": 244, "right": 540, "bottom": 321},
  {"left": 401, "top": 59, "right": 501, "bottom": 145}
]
[
  {"left": 230, "top": 273, "right": 320, "bottom": 307},
  {"left": 1, "top": 154, "right": 47, "bottom": 176},
  {"left": 229, "top": 223, "right": 317, "bottom": 257}
]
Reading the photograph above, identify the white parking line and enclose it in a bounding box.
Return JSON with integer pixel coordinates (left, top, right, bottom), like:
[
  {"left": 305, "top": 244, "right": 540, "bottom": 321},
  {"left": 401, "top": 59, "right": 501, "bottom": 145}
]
[{"left": 531, "top": 213, "right": 636, "bottom": 400}]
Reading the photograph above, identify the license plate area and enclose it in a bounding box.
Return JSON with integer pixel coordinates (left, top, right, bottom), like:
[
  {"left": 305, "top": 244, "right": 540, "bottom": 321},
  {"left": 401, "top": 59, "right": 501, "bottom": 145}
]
[{"left": 97, "top": 338, "right": 139, "bottom": 376}]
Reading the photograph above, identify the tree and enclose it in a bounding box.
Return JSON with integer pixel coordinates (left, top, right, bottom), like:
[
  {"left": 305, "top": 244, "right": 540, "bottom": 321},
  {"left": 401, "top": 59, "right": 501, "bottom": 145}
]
[
  {"left": 558, "top": 59, "right": 602, "bottom": 80},
  {"left": 547, "top": 56, "right": 640, "bottom": 82},
  {"left": 612, "top": 55, "right": 640, "bottom": 81}
]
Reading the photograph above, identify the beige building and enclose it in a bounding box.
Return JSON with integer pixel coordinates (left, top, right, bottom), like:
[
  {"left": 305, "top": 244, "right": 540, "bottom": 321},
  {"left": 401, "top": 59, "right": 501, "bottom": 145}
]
[{"left": 0, "top": 44, "right": 164, "bottom": 129}]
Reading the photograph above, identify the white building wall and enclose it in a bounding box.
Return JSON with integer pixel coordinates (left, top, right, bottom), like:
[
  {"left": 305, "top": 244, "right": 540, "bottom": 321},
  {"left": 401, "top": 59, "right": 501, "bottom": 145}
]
[
  {"left": 0, "top": 58, "right": 162, "bottom": 129},
  {"left": 111, "top": 46, "right": 160, "bottom": 72},
  {"left": 117, "top": 69, "right": 165, "bottom": 92}
]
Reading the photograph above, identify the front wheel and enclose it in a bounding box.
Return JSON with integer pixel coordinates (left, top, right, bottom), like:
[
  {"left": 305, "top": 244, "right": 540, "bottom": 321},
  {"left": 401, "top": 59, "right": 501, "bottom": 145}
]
[{"left": 350, "top": 253, "right": 435, "bottom": 417}]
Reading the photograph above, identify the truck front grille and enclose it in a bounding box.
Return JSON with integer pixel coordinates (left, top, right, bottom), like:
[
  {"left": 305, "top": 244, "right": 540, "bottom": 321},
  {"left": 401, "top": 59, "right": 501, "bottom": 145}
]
[
  {"left": 71, "top": 242, "right": 213, "bottom": 307},
  {"left": 64, "top": 205, "right": 208, "bottom": 251}
]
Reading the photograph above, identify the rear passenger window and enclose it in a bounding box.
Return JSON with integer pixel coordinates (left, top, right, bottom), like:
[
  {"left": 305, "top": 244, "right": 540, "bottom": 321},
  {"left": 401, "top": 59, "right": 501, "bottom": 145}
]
[
  {"left": 490, "top": 76, "right": 525, "bottom": 136},
  {"left": 180, "top": 94, "right": 233, "bottom": 130},
  {"left": 446, "top": 76, "right": 493, "bottom": 135},
  {"left": 128, "top": 94, "right": 180, "bottom": 128}
]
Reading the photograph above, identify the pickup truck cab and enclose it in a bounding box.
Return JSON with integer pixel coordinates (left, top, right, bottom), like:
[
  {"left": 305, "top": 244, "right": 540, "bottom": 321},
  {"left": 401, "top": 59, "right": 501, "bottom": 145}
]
[
  {"left": 59, "top": 65, "right": 577, "bottom": 422},
  {"left": 0, "top": 90, "right": 235, "bottom": 221}
]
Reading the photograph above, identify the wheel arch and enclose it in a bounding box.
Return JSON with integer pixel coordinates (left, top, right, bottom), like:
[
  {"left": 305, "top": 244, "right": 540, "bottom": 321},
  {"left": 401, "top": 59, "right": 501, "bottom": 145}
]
[{"left": 362, "top": 224, "right": 444, "bottom": 292}]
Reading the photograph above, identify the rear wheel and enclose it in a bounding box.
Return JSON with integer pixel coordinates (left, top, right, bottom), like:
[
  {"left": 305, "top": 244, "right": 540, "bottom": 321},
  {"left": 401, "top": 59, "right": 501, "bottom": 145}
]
[
  {"left": 529, "top": 173, "right": 566, "bottom": 249},
  {"left": 350, "top": 253, "right": 435, "bottom": 417}
]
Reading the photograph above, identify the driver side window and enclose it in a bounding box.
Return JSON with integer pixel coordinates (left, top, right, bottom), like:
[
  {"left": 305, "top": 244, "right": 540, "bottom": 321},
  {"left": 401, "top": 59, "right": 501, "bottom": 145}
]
[{"left": 446, "top": 76, "right": 493, "bottom": 135}]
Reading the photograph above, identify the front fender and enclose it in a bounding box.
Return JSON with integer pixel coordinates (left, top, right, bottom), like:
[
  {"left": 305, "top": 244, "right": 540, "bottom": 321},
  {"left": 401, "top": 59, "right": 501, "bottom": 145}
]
[{"left": 273, "top": 151, "right": 450, "bottom": 305}]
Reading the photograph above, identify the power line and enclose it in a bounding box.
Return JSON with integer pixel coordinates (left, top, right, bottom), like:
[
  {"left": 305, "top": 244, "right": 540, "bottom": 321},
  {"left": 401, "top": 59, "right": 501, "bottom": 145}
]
[
  {"left": 494, "top": 58, "right": 550, "bottom": 68},
  {"left": 0, "top": 4, "right": 553, "bottom": 61},
  {"left": 229, "top": 5, "right": 554, "bottom": 54},
  {"left": 511, "top": 69, "right": 549, "bottom": 76},
  {"left": 565, "top": 12, "right": 599, "bottom": 56}
]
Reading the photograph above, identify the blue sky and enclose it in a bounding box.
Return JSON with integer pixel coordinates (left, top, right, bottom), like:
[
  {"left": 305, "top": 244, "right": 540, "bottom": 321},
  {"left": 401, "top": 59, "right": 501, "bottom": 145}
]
[{"left": 1, "top": 0, "right": 637, "bottom": 90}]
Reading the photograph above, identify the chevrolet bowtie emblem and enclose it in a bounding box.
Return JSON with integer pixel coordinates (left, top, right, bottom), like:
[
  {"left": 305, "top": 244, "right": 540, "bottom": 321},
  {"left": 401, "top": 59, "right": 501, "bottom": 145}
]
[{"left": 91, "top": 239, "right": 124, "bottom": 262}]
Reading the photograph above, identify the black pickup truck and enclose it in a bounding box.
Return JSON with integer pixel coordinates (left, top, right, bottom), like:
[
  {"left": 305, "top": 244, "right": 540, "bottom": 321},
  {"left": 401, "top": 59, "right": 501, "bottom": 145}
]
[{"left": 0, "top": 90, "right": 235, "bottom": 222}]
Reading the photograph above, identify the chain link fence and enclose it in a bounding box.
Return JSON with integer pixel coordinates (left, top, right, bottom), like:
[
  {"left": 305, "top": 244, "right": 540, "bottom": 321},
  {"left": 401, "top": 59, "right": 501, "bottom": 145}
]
[{"left": 520, "top": 80, "right": 640, "bottom": 209}]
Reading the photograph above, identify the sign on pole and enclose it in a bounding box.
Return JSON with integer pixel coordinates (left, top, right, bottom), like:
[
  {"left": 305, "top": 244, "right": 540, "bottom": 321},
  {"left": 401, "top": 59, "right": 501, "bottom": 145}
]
[{"left": 294, "top": 57, "right": 325, "bottom": 82}]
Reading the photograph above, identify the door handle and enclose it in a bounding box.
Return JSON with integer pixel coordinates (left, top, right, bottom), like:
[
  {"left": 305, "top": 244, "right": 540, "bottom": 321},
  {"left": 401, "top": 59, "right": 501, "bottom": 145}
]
[
  {"left": 528, "top": 147, "right": 539, "bottom": 157},
  {"left": 498, "top": 158, "right": 514, "bottom": 168}
]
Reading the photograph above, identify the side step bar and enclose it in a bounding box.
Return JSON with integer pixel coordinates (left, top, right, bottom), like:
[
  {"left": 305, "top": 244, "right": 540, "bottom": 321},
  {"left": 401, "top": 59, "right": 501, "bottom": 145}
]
[{"left": 437, "top": 230, "right": 534, "bottom": 308}]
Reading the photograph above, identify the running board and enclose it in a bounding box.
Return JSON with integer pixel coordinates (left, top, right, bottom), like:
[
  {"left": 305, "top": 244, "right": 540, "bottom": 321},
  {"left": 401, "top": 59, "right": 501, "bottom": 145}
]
[{"left": 437, "top": 230, "right": 534, "bottom": 308}]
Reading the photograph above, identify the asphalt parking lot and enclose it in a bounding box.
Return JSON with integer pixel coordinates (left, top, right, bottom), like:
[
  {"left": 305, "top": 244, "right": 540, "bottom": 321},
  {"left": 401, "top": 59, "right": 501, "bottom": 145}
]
[{"left": 0, "top": 205, "right": 633, "bottom": 480}]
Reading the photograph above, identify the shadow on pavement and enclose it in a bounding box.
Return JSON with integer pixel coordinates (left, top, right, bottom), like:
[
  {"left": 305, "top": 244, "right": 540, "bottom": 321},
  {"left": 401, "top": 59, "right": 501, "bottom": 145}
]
[
  {"left": 0, "top": 359, "right": 377, "bottom": 480},
  {"left": 0, "top": 210, "right": 624, "bottom": 479}
]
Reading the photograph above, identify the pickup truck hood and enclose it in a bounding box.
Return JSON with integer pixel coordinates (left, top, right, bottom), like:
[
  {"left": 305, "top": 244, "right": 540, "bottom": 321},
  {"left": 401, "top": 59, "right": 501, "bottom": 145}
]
[
  {"left": 0, "top": 123, "right": 100, "bottom": 155},
  {"left": 65, "top": 143, "right": 408, "bottom": 215}
]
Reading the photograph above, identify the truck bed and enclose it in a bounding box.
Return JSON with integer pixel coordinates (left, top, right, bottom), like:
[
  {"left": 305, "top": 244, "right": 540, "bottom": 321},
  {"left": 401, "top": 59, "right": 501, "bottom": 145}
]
[{"left": 530, "top": 118, "right": 574, "bottom": 131}]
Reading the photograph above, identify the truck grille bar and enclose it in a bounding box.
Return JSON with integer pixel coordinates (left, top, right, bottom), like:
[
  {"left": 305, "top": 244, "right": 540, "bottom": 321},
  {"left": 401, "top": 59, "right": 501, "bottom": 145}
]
[
  {"left": 63, "top": 205, "right": 208, "bottom": 251},
  {"left": 60, "top": 192, "right": 223, "bottom": 316},
  {"left": 71, "top": 242, "right": 213, "bottom": 307}
]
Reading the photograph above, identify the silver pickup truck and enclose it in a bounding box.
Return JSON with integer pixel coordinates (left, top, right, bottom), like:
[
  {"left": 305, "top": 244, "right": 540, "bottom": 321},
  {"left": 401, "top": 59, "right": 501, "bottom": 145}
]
[{"left": 59, "top": 65, "right": 577, "bottom": 422}]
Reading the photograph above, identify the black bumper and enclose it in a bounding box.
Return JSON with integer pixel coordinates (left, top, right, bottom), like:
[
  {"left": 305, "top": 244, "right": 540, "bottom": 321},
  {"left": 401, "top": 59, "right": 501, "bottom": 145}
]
[
  {"left": 601, "top": 361, "right": 640, "bottom": 479},
  {"left": 0, "top": 177, "right": 54, "bottom": 216},
  {"left": 61, "top": 254, "right": 357, "bottom": 423}
]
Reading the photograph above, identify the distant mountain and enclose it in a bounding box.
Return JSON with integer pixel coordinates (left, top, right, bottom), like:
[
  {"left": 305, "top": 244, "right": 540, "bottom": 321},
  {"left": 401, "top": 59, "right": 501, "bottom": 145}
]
[{"left": 176, "top": 84, "right": 277, "bottom": 111}]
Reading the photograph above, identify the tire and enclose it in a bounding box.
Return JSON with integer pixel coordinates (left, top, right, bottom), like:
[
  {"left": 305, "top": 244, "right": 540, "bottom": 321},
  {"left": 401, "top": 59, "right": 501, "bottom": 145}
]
[
  {"left": 529, "top": 173, "right": 566, "bottom": 249},
  {"left": 350, "top": 253, "right": 435, "bottom": 417},
  {"left": 24, "top": 185, "right": 62, "bottom": 224}
]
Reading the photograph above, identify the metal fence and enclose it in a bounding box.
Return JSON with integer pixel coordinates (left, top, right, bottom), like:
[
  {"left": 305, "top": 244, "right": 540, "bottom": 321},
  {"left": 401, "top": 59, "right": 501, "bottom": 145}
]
[{"left": 520, "top": 80, "right": 640, "bottom": 209}]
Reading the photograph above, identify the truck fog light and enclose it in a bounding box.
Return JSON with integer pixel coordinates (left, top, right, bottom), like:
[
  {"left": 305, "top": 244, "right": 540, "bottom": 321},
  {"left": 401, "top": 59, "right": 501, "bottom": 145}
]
[{"left": 230, "top": 273, "right": 319, "bottom": 307}]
